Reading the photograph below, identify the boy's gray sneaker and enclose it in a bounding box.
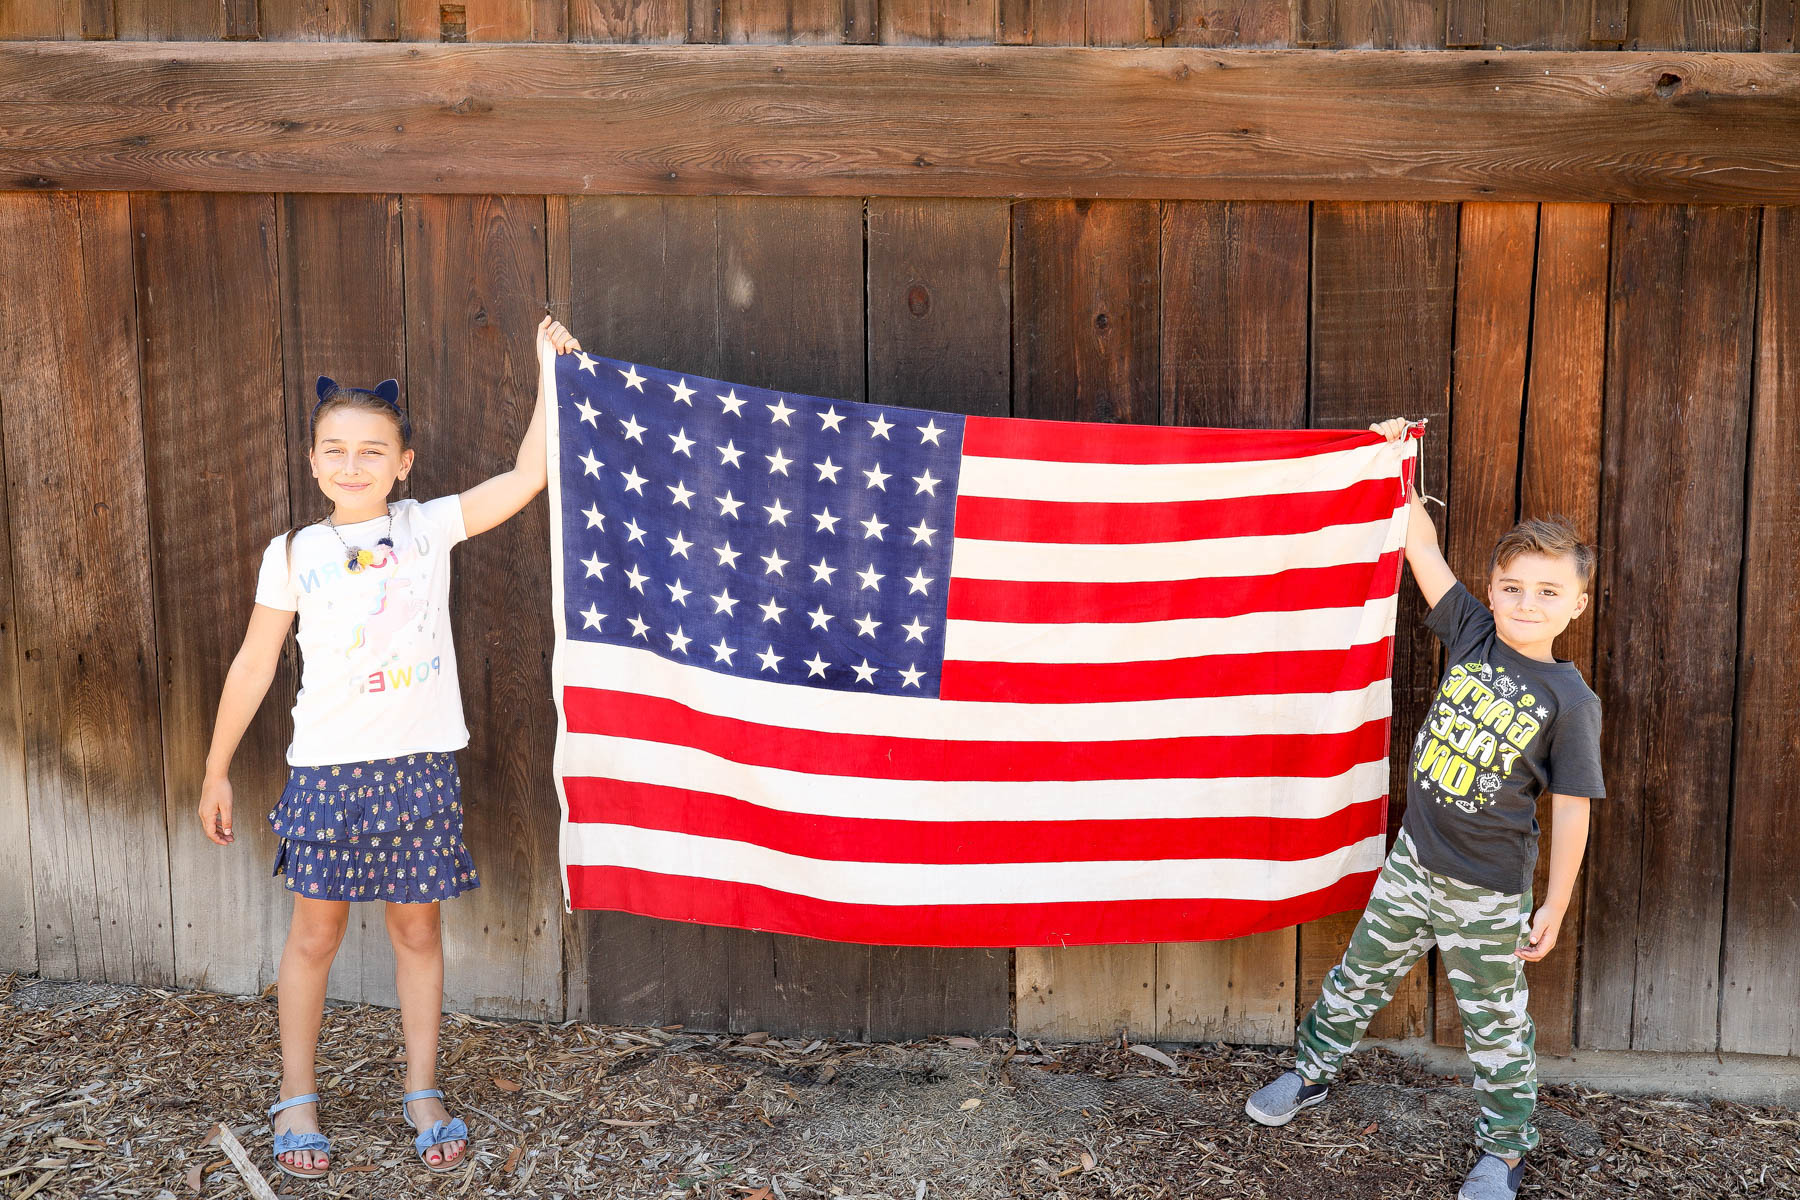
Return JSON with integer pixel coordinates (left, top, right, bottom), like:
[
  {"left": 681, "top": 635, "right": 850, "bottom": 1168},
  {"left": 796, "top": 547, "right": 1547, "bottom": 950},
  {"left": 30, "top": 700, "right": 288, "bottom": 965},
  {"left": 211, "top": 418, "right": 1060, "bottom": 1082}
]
[
  {"left": 1243, "top": 1070, "right": 1329, "bottom": 1126},
  {"left": 1457, "top": 1154, "right": 1524, "bottom": 1200}
]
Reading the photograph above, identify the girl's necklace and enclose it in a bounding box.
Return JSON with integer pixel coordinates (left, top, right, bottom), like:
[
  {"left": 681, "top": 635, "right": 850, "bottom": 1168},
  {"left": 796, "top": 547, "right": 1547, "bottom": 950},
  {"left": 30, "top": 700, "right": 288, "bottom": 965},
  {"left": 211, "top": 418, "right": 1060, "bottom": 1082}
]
[{"left": 323, "top": 506, "right": 395, "bottom": 573}]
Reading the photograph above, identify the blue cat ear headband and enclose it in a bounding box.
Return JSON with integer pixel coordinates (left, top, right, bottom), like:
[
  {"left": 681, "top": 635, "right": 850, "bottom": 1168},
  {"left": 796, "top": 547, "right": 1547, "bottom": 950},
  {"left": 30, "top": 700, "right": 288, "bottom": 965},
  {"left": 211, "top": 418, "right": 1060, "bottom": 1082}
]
[{"left": 313, "top": 375, "right": 409, "bottom": 439}]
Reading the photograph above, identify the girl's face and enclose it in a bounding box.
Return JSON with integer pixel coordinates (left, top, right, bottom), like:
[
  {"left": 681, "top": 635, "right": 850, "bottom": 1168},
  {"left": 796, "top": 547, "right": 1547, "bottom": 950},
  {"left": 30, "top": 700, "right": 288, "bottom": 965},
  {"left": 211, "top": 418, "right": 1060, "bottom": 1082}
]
[{"left": 309, "top": 408, "right": 413, "bottom": 512}]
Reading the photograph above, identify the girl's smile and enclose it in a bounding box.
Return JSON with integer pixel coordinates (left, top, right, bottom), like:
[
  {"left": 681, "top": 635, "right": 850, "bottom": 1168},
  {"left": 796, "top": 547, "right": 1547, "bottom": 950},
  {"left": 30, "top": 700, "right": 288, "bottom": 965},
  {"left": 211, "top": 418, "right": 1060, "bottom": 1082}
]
[{"left": 310, "top": 408, "right": 414, "bottom": 522}]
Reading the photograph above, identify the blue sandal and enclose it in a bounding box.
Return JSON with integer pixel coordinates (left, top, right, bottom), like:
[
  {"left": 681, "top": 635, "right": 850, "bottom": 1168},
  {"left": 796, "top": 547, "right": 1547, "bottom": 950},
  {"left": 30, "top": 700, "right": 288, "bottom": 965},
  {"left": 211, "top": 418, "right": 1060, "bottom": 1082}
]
[
  {"left": 401, "top": 1089, "right": 468, "bottom": 1173},
  {"left": 268, "top": 1092, "right": 331, "bottom": 1179}
]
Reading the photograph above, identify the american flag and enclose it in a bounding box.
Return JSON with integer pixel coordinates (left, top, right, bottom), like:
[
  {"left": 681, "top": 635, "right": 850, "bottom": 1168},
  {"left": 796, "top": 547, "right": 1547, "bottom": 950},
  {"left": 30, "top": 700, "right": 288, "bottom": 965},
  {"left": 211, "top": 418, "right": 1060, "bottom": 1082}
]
[{"left": 547, "top": 351, "right": 1416, "bottom": 947}]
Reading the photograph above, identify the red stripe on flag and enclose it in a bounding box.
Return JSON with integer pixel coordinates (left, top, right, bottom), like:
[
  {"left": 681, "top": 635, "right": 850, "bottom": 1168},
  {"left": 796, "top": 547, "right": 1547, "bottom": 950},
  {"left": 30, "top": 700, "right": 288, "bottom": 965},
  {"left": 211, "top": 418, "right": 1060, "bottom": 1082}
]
[
  {"left": 564, "top": 778, "right": 1388, "bottom": 866},
  {"left": 939, "top": 637, "right": 1395, "bottom": 703},
  {"left": 563, "top": 687, "right": 1390, "bottom": 782},
  {"left": 946, "top": 552, "right": 1402, "bottom": 624},
  {"left": 953, "top": 478, "right": 1402, "bottom": 545},
  {"left": 961, "top": 414, "right": 1381, "bottom": 466},
  {"left": 566, "top": 864, "right": 1382, "bottom": 947}
]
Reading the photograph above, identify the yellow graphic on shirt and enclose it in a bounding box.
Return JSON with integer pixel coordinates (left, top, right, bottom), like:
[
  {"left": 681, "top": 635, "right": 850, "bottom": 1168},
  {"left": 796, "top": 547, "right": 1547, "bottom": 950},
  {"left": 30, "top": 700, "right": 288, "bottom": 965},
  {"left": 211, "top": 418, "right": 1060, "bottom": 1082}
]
[{"left": 1411, "top": 661, "right": 1549, "bottom": 813}]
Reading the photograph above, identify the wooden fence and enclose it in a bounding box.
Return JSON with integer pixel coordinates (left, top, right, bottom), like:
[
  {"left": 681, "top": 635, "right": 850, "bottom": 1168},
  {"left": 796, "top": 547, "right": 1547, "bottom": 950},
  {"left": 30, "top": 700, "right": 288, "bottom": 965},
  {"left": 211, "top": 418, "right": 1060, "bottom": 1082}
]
[{"left": 0, "top": 0, "right": 1796, "bottom": 1060}]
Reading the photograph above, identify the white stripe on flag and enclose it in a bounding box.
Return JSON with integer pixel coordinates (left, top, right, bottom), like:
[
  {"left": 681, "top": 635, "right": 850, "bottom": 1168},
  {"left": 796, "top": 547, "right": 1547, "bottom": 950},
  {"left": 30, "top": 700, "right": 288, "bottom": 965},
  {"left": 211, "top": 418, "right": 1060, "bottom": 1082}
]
[
  {"left": 563, "top": 824, "right": 1390, "bottom": 905},
  {"left": 560, "top": 640, "right": 1390, "bottom": 741},
  {"left": 948, "top": 516, "right": 1401, "bottom": 583},
  {"left": 958, "top": 441, "right": 1406, "bottom": 504},
  {"left": 562, "top": 734, "right": 1390, "bottom": 824},
  {"left": 942, "top": 594, "right": 1400, "bottom": 664}
]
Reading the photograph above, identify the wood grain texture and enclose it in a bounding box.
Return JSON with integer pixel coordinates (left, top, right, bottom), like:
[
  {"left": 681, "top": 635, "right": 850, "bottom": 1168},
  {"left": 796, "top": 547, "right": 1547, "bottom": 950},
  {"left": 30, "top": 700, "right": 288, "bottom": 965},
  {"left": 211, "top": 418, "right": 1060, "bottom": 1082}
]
[
  {"left": 1767, "top": 0, "right": 1798, "bottom": 51},
  {"left": 864, "top": 197, "right": 1012, "bottom": 1036},
  {"left": 133, "top": 193, "right": 292, "bottom": 998},
  {"left": 276, "top": 192, "right": 409, "bottom": 1006},
  {"left": 10, "top": 45, "right": 1800, "bottom": 202},
  {"left": 1012, "top": 199, "right": 1160, "bottom": 426},
  {"left": 0, "top": 0, "right": 80, "bottom": 39},
  {"left": 1515, "top": 201, "right": 1608, "bottom": 1054},
  {"left": 0, "top": 192, "right": 174, "bottom": 985},
  {"left": 403, "top": 194, "right": 563, "bottom": 1020},
  {"left": 1163, "top": 0, "right": 1295, "bottom": 45},
  {"left": 1303, "top": 200, "right": 1456, "bottom": 1042},
  {"left": 867, "top": 198, "right": 1011, "bottom": 419},
  {"left": 1580, "top": 204, "right": 1756, "bottom": 1052},
  {"left": 880, "top": 0, "right": 999, "bottom": 41},
  {"left": 1160, "top": 200, "right": 1309, "bottom": 429},
  {"left": 1432, "top": 201, "right": 1535, "bottom": 1049},
  {"left": 113, "top": 0, "right": 224, "bottom": 38},
  {"left": 1319, "top": 0, "right": 1447, "bottom": 47},
  {"left": 1629, "top": 0, "right": 1761, "bottom": 49},
  {"left": 0, "top": 287, "right": 33, "bottom": 973},
  {"left": 1720, "top": 205, "right": 1800, "bottom": 1057},
  {"left": 1154, "top": 199, "right": 1309, "bottom": 1044},
  {"left": 1015, "top": 943, "right": 1156, "bottom": 1039},
  {"left": 570, "top": 0, "right": 690, "bottom": 40},
  {"left": 1011, "top": 195, "right": 1162, "bottom": 1040},
  {"left": 721, "top": 0, "right": 844, "bottom": 41}
]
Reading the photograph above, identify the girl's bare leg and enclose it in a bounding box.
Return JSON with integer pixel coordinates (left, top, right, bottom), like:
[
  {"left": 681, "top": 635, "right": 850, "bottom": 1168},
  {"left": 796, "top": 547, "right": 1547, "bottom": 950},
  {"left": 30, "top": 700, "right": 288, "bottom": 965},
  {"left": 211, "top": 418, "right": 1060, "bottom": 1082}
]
[
  {"left": 385, "top": 901, "right": 465, "bottom": 1168},
  {"left": 275, "top": 896, "right": 349, "bottom": 1173}
]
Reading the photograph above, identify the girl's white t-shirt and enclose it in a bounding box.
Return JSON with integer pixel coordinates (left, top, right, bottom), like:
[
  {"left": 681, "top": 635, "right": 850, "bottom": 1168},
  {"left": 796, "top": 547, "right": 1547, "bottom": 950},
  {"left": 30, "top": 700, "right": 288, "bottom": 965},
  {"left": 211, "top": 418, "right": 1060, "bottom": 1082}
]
[{"left": 255, "top": 496, "right": 471, "bottom": 766}]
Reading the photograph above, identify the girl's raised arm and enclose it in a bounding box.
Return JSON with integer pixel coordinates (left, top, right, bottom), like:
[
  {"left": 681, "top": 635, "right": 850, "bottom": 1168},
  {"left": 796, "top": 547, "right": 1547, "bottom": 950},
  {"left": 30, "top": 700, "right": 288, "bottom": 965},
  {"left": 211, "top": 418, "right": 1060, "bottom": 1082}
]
[
  {"left": 198, "top": 602, "right": 296, "bottom": 846},
  {"left": 459, "top": 315, "right": 581, "bottom": 538}
]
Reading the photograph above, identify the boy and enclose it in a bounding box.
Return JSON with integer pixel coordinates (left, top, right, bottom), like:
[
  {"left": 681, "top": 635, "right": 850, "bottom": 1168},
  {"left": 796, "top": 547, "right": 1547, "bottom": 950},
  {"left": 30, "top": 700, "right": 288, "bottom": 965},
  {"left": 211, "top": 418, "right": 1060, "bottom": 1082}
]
[{"left": 1244, "top": 419, "right": 1605, "bottom": 1200}]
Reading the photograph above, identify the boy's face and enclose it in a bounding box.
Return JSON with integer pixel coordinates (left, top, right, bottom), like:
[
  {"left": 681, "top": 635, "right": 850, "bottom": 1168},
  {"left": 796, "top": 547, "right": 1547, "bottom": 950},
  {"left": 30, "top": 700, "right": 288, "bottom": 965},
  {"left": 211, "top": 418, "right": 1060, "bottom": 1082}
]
[{"left": 1486, "top": 551, "right": 1589, "bottom": 653}]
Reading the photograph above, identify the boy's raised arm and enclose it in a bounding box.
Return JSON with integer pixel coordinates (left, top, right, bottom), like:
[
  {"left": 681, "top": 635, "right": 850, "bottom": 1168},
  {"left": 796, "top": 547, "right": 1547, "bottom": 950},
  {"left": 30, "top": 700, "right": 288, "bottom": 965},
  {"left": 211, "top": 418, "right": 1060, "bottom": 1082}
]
[{"left": 1370, "top": 418, "right": 1457, "bottom": 609}]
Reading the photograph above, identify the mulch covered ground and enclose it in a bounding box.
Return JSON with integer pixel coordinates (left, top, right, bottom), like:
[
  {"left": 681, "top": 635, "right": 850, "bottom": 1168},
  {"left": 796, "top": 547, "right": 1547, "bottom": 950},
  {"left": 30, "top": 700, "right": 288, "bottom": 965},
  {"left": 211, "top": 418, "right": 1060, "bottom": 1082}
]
[{"left": 3, "top": 974, "right": 1796, "bottom": 1200}]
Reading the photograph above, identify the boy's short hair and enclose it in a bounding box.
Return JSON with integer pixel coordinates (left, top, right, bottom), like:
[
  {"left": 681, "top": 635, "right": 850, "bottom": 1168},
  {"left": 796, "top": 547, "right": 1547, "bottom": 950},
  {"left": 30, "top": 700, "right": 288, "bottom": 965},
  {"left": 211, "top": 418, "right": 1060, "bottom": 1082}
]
[{"left": 1490, "top": 517, "right": 1595, "bottom": 589}]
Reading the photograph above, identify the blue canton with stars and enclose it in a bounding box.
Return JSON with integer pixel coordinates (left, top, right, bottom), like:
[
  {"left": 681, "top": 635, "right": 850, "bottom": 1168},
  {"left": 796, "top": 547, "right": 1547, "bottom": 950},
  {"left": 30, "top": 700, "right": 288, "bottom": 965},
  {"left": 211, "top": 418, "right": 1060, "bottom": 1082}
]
[{"left": 555, "top": 354, "right": 965, "bottom": 698}]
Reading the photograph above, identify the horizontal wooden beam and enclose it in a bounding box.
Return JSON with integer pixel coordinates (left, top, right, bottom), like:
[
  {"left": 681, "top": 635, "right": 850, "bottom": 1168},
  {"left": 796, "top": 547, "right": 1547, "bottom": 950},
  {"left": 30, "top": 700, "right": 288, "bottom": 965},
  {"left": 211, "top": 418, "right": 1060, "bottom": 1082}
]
[{"left": 5, "top": 44, "right": 1800, "bottom": 201}]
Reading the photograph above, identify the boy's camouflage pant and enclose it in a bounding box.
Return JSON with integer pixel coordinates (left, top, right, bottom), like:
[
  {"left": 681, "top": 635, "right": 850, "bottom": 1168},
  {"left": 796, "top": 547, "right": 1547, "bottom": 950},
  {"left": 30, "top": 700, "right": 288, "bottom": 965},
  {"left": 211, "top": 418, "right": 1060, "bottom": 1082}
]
[{"left": 1294, "top": 829, "right": 1539, "bottom": 1158}]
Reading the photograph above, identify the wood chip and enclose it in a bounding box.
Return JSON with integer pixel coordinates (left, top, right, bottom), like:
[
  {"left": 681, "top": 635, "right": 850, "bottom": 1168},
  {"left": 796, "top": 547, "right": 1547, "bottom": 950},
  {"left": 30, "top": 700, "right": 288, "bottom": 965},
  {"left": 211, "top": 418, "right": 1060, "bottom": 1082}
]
[
  {"left": 213, "top": 1123, "right": 280, "bottom": 1200},
  {"left": 1128, "top": 1044, "right": 1179, "bottom": 1070}
]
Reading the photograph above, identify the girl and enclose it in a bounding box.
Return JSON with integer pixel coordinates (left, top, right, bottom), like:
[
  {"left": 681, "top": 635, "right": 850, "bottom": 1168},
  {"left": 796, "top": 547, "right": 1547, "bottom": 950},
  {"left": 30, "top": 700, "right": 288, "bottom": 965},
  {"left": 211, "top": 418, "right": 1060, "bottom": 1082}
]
[{"left": 197, "top": 316, "right": 581, "bottom": 1179}]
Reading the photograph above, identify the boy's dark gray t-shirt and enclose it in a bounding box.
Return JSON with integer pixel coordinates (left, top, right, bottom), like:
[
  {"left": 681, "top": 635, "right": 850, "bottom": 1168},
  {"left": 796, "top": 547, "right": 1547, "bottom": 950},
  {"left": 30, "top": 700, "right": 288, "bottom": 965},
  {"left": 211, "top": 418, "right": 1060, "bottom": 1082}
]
[{"left": 1400, "top": 582, "right": 1605, "bottom": 895}]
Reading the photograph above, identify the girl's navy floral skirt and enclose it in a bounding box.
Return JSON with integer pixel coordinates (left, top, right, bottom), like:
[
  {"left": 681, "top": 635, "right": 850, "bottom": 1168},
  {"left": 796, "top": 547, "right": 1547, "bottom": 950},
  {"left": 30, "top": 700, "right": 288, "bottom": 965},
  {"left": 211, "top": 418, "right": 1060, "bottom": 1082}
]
[{"left": 269, "top": 751, "right": 480, "bottom": 904}]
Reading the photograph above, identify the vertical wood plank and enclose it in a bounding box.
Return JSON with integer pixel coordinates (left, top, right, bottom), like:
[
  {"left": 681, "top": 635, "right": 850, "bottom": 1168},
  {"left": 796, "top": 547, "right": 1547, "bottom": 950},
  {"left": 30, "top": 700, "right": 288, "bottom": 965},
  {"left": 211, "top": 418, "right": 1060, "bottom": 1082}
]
[
  {"left": 134, "top": 194, "right": 290, "bottom": 998},
  {"left": 259, "top": 0, "right": 378, "bottom": 38},
  {"left": 1628, "top": 0, "right": 1760, "bottom": 48},
  {"left": 0, "top": 305, "right": 32, "bottom": 973},
  {"left": 1158, "top": 934, "right": 1295, "bottom": 1043},
  {"left": 1720, "top": 206, "right": 1800, "bottom": 1057},
  {"left": 0, "top": 0, "right": 78, "bottom": 37},
  {"left": 881, "top": 0, "right": 999, "bottom": 40},
  {"left": 720, "top": 0, "right": 844, "bottom": 41},
  {"left": 1303, "top": 200, "right": 1456, "bottom": 1042},
  {"left": 1157, "top": 199, "right": 1308, "bottom": 1043},
  {"left": 1161, "top": 201, "right": 1309, "bottom": 430},
  {"left": 1590, "top": 0, "right": 1628, "bottom": 41},
  {"left": 567, "top": 196, "right": 894, "bottom": 1035},
  {"left": 1163, "top": 0, "right": 1295, "bottom": 44},
  {"left": 1323, "top": 0, "right": 1446, "bottom": 45},
  {"left": 1016, "top": 944, "right": 1157, "bottom": 1039},
  {"left": 1012, "top": 200, "right": 1160, "bottom": 427},
  {"left": 1443, "top": 0, "right": 1483, "bottom": 43},
  {"left": 570, "top": 0, "right": 689, "bottom": 40},
  {"left": 565, "top": 195, "right": 761, "bottom": 1031},
  {"left": 862, "top": 197, "right": 1012, "bottom": 1037},
  {"left": 1765, "top": 0, "right": 1797, "bottom": 50},
  {"left": 277, "top": 193, "right": 409, "bottom": 1005},
  {"left": 0, "top": 193, "right": 174, "bottom": 986},
  {"left": 403, "top": 194, "right": 562, "bottom": 1020},
  {"left": 1580, "top": 204, "right": 1756, "bottom": 1052},
  {"left": 1432, "top": 201, "right": 1536, "bottom": 1048},
  {"left": 398, "top": 0, "right": 564, "bottom": 39},
  {"left": 1012, "top": 195, "right": 1160, "bottom": 1039},
  {"left": 114, "top": 0, "right": 224, "bottom": 38},
  {"left": 867, "top": 198, "right": 1010, "bottom": 420},
  {"left": 1516, "top": 202, "right": 1609, "bottom": 1055},
  {"left": 1474, "top": 0, "right": 1595, "bottom": 46}
]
